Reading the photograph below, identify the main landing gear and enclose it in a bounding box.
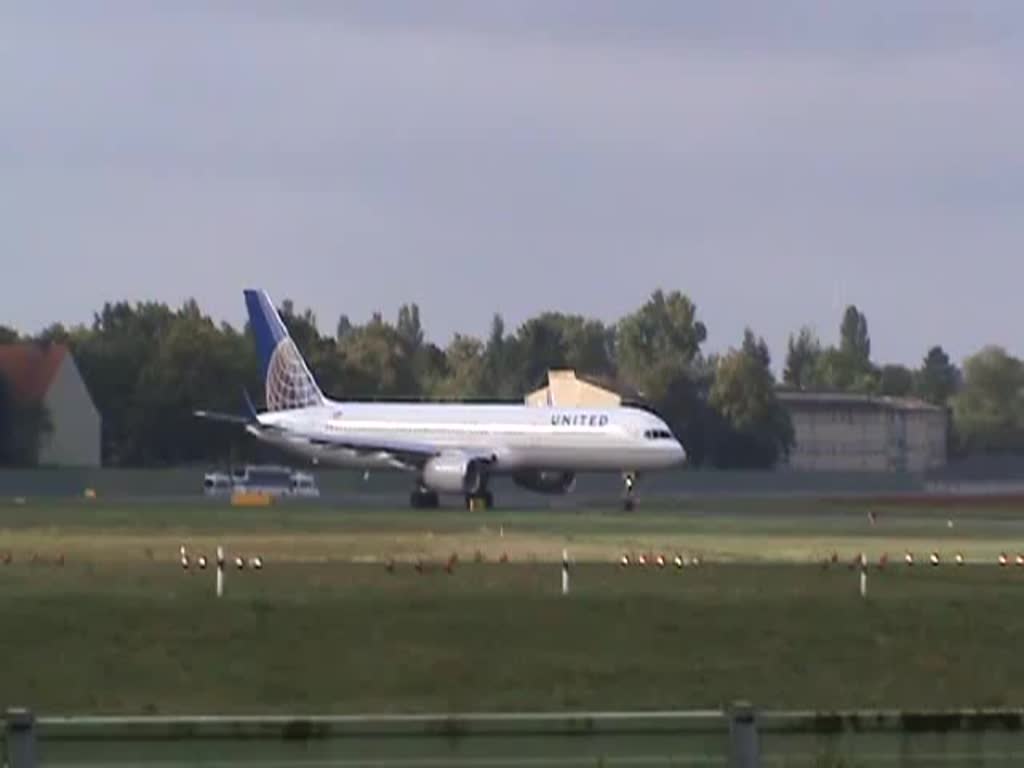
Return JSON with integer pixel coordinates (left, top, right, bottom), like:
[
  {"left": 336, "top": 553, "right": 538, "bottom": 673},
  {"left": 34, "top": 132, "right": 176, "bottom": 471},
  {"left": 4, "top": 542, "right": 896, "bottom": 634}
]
[
  {"left": 465, "top": 490, "right": 494, "bottom": 511},
  {"left": 408, "top": 487, "right": 495, "bottom": 510},
  {"left": 622, "top": 472, "right": 637, "bottom": 512}
]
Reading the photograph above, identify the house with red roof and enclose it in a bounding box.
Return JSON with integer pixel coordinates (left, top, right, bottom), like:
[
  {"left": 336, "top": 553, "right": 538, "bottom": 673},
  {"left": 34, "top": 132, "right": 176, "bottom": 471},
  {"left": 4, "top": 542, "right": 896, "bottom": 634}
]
[{"left": 0, "top": 344, "right": 101, "bottom": 466}]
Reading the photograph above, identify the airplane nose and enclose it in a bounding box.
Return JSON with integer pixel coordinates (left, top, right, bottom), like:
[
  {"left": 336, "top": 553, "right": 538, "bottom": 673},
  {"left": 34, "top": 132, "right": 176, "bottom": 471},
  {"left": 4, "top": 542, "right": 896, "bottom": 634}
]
[
  {"left": 659, "top": 439, "right": 685, "bottom": 467},
  {"left": 672, "top": 441, "right": 687, "bottom": 466}
]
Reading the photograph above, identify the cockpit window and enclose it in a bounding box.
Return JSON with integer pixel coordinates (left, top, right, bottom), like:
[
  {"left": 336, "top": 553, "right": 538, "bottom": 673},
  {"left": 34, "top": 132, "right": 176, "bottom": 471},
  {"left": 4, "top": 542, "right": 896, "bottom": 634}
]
[{"left": 644, "top": 429, "right": 674, "bottom": 440}]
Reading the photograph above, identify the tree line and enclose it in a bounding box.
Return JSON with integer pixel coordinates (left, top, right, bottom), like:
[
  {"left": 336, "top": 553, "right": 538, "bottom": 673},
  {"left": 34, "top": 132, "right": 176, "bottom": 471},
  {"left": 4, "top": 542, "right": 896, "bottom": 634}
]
[{"left": 0, "top": 292, "right": 1020, "bottom": 467}]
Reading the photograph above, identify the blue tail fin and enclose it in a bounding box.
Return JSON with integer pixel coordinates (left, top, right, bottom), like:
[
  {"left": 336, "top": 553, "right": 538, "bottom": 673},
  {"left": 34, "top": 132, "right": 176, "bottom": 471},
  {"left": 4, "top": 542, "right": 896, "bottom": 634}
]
[{"left": 243, "top": 289, "right": 325, "bottom": 411}]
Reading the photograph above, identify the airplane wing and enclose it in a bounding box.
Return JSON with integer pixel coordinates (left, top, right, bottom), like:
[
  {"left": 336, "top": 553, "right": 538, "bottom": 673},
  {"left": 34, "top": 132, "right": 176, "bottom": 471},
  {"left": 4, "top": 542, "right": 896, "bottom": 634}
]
[
  {"left": 196, "top": 409, "right": 495, "bottom": 471},
  {"left": 271, "top": 425, "right": 498, "bottom": 470},
  {"left": 282, "top": 426, "right": 442, "bottom": 468}
]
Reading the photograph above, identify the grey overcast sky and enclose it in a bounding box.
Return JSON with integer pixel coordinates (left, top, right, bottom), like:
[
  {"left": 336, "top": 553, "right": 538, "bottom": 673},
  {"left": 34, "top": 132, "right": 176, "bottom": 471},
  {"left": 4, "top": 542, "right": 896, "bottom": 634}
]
[{"left": 2, "top": 2, "right": 1022, "bottom": 367}]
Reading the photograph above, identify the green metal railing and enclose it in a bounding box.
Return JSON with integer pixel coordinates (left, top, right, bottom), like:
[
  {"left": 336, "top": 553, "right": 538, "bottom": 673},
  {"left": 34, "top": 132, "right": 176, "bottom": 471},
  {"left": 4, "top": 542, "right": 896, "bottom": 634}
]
[{"left": 6, "top": 706, "right": 1024, "bottom": 767}]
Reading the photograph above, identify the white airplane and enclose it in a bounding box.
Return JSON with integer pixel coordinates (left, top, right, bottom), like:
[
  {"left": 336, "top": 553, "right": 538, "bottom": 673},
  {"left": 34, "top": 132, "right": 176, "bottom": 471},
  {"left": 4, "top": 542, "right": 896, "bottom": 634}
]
[{"left": 197, "top": 290, "right": 685, "bottom": 509}]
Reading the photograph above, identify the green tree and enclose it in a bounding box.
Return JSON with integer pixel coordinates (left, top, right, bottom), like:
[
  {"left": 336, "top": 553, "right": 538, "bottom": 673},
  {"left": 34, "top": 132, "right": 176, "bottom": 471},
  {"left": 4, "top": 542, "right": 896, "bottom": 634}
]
[
  {"left": 397, "top": 303, "right": 445, "bottom": 397},
  {"left": 396, "top": 304, "right": 424, "bottom": 352},
  {"left": 915, "top": 346, "right": 959, "bottom": 405},
  {"left": 879, "top": 364, "right": 915, "bottom": 397},
  {"left": 335, "top": 314, "right": 353, "bottom": 342},
  {"left": 840, "top": 305, "right": 871, "bottom": 372},
  {"left": 951, "top": 346, "right": 1024, "bottom": 453},
  {"left": 783, "top": 327, "right": 821, "bottom": 389},
  {"left": 71, "top": 301, "right": 176, "bottom": 464},
  {"left": 742, "top": 329, "right": 771, "bottom": 371},
  {"left": 513, "top": 312, "right": 614, "bottom": 392},
  {"left": 804, "top": 306, "right": 879, "bottom": 393},
  {"left": 811, "top": 348, "right": 850, "bottom": 390},
  {"left": 36, "top": 323, "right": 70, "bottom": 345},
  {"left": 340, "top": 316, "right": 418, "bottom": 398},
  {"left": 514, "top": 315, "right": 569, "bottom": 392},
  {"left": 555, "top": 315, "right": 615, "bottom": 378},
  {"left": 135, "top": 305, "right": 256, "bottom": 464},
  {"left": 0, "top": 372, "right": 53, "bottom": 466},
  {"left": 616, "top": 290, "right": 707, "bottom": 402},
  {"left": 432, "top": 335, "right": 487, "bottom": 399},
  {"left": 414, "top": 342, "right": 449, "bottom": 398},
  {"left": 708, "top": 330, "right": 793, "bottom": 467},
  {"left": 0, "top": 325, "right": 18, "bottom": 344},
  {"left": 656, "top": 355, "right": 738, "bottom": 469},
  {"left": 68, "top": 299, "right": 267, "bottom": 465},
  {"left": 481, "top": 314, "right": 519, "bottom": 399}
]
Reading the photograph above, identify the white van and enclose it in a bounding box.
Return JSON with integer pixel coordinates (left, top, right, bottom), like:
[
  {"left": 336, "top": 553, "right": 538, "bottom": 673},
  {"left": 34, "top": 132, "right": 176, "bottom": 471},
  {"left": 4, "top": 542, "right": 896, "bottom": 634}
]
[
  {"left": 288, "top": 471, "right": 320, "bottom": 498},
  {"left": 202, "top": 472, "right": 233, "bottom": 496},
  {"left": 203, "top": 465, "right": 320, "bottom": 498}
]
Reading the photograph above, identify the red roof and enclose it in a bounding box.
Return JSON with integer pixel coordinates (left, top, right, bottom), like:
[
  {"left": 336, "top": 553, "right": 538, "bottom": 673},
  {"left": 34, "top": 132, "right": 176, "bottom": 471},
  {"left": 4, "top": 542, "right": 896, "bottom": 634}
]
[{"left": 0, "top": 344, "right": 68, "bottom": 405}]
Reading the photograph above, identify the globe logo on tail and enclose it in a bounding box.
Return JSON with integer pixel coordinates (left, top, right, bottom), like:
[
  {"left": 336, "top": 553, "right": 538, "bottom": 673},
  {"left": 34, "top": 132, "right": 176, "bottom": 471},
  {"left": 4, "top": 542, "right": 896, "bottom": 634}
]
[{"left": 266, "top": 339, "right": 321, "bottom": 411}]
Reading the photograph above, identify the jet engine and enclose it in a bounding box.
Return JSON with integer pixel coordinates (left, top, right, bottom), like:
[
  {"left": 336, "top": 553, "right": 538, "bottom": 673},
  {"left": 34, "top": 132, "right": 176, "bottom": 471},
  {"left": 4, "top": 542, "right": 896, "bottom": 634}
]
[
  {"left": 422, "top": 452, "right": 486, "bottom": 494},
  {"left": 512, "top": 470, "right": 576, "bottom": 495}
]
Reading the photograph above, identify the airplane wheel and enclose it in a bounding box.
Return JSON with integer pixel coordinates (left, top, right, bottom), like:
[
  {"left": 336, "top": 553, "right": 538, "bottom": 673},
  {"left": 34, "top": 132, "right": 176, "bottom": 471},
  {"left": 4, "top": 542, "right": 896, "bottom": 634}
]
[
  {"left": 465, "top": 493, "right": 492, "bottom": 511},
  {"left": 622, "top": 472, "right": 637, "bottom": 512}
]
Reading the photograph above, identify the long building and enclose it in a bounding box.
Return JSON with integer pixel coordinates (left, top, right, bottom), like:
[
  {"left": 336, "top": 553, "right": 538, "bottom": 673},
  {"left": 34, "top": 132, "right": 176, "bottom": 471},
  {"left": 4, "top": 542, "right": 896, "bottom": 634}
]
[{"left": 778, "top": 391, "right": 947, "bottom": 472}]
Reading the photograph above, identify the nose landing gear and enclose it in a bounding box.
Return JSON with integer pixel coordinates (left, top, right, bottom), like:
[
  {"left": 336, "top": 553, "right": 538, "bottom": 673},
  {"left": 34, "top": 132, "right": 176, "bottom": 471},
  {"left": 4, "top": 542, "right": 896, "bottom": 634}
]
[{"left": 623, "top": 472, "right": 637, "bottom": 512}]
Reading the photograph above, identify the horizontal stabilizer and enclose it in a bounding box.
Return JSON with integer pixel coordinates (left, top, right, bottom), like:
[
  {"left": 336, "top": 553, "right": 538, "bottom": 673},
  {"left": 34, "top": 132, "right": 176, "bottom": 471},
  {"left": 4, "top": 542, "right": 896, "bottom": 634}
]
[
  {"left": 193, "top": 410, "right": 255, "bottom": 426},
  {"left": 242, "top": 389, "right": 259, "bottom": 421}
]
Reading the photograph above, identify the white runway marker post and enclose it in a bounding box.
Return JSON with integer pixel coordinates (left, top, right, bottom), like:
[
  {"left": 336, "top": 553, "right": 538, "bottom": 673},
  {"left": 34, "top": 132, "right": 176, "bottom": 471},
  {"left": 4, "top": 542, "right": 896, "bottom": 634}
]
[
  {"left": 561, "top": 548, "right": 570, "bottom": 596},
  {"left": 216, "top": 546, "right": 225, "bottom": 598},
  {"left": 859, "top": 552, "right": 867, "bottom": 599}
]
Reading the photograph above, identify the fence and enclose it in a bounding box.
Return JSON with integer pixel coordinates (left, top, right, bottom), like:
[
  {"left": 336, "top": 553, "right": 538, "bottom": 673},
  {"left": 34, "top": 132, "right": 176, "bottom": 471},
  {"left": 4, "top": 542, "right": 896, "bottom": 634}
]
[{"left": 6, "top": 705, "right": 1024, "bottom": 767}]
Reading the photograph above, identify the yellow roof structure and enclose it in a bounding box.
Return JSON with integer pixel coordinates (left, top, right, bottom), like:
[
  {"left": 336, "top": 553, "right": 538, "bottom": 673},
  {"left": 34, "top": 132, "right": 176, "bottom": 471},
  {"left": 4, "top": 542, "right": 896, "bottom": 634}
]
[{"left": 525, "top": 369, "right": 622, "bottom": 408}]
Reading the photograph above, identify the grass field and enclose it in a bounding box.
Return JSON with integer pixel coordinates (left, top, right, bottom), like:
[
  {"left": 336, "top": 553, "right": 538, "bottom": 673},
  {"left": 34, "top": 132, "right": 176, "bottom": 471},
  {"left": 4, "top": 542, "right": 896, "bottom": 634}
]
[{"left": 3, "top": 497, "right": 1024, "bottom": 715}]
